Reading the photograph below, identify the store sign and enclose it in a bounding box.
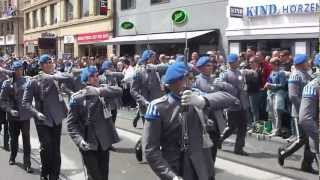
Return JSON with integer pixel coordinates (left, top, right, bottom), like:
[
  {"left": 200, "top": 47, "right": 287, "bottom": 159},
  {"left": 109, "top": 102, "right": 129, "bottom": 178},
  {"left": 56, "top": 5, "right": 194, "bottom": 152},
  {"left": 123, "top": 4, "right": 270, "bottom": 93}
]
[
  {"left": 246, "top": 2, "right": 320, "bottom": 17},
  {"left": 64, "top": 35, "right": 75, "bottom": 44},
  {"left": 121, "top": 21, "right": 134, "bottom": 30},
  {"left": 6, "top": 35, "right": 15, "bottom": 45},
  {"left": 0, "top": 36, "right": 4, "bottom": 45},
  {"left": 172, "top": 10, "right": 188, "bottom": 25},
  {"left": 77, "top": 31, "right": 109, "bottom": 43},
  {"left": 41, "top": 32, "right": 55, "bottom": 38},
  {"left": 230, "top": 7, "right": 243, "bottom": 18}
]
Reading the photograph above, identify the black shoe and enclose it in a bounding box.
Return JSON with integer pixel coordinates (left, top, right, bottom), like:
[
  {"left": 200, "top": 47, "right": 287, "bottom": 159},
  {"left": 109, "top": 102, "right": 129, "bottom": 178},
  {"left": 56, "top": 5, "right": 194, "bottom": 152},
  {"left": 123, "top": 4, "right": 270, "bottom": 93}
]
[
  {"left": 40, "top": 176, "right": 48, "bottom": 180},
  {"left": 278, "top": 148, "right": 285, "bottom": 167},
  {"left": 301, "top": 166, "right": 319, "bottom": 174},
  {"left": 9, "top": 160, "right": 15, "bottom": 165},
  {"left": 4, "top": 145, "right": 9, "bottom": 151},
  {"left": 25, "top": 166, "right": 33, "bottom": 173},
  {"left": 217, "top": 139, "right": 222, "bottom": 150},
  {"left": 234, "top": 150, "right": 249, "bottom": 156},
  {"left": 133, "top": 121, "right": 137, "bottom": 128}
]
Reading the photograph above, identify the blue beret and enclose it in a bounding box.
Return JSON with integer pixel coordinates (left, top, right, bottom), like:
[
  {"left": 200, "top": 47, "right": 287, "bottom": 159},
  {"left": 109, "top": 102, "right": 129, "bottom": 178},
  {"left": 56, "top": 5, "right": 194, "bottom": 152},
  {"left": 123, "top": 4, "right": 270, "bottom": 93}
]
[
  {"left": 80, "top": 66, "right": 98, "bottom": 83},
  {"left": 175, "top": 55, "right": 185, "bottom": 62},
  {"left": 11, "top": 60, "right": 23, "bottom": 71},
  {"left": 138, "top": 50, "right": 155, "bottom": 65},
  {"left": 293, "top": 54, "right": 307, "bottom": 65},
  {"left": 163, "top": 62, "right": 188, "bottom": 85},
  {"left": 314, "top": 53, "right": 320, "bottom": 66},
  {"left": 196, "top": 56, "right": 210, "bottom": 68},
  {"left": 39, "top": 54, "right": 51, "bottom": 64},
  {"left": 227, "top": 54, "right": 238, "bottom": 63},
  {"left": 101, "top": 60, "right": 113, "bottom": 72}
]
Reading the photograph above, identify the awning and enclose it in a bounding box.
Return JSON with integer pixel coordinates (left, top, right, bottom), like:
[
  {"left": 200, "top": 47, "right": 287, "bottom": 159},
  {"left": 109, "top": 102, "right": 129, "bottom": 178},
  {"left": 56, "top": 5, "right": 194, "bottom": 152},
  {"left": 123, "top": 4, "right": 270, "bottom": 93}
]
[{"left": 103, "top": 30, "right": 214, "bottom": 45}]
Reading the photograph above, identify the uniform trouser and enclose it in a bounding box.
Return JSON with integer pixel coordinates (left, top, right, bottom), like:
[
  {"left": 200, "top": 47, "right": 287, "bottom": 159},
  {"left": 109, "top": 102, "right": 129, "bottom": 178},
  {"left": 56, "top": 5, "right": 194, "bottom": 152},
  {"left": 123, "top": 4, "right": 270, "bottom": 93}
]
[
  {"left": 8, "top": 120, "right": 31, "bottom": 167},
  {"left": 221, "top": 110, "right": 247, "bottom": 152},
  {"left": 0, "top": 110, "right": 9, "bottom": 148},
  {"left": 280, "top": 126, "right": 317, "bottom": 168},
  {"left": 36, "top": 124, "right": 62, "bottom": 180},
  {"left": 80, "top": 147, "right": 110, "bottom": 180},
  {"left": 111, "top": 109, "right": 117, "bottom": 124},
  {"left": 209, "top": 130, "right": 220, "bottom": 165},
  {"left": 209, "top": 130, "right": 220, "bottom": 179},
  {"left": 133, "top": 110, "right": 145, "bottom": 126}
]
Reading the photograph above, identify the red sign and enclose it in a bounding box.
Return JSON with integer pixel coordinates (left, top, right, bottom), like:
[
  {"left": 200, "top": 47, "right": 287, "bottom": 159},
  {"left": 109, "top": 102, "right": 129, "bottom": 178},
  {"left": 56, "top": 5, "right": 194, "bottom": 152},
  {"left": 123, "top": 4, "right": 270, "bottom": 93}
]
[{"left": 77, "top": 31, "right": 109, "bottom": 43}]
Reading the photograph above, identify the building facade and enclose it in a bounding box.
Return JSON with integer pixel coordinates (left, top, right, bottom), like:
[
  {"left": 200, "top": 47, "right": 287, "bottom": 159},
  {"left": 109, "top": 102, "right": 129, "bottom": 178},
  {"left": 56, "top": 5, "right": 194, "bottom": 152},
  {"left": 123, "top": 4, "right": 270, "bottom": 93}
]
[
  {"left": 111, "top": 0, "right": 228, "bottom": 56},
  {"left": 23, "top": 0, "right": 113, "bottom": 58},
  {"left": 0, "top": 0, "right": 24, "bottom": 57},
  {"left": 226, "top": 0, "right": 319, "bottom": 56}
]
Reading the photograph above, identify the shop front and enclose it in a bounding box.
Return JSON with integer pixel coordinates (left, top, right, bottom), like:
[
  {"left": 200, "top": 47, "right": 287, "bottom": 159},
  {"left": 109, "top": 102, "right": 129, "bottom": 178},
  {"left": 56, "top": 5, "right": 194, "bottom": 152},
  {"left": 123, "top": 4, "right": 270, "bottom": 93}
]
[
  {"left": 226, "top": 0, "right": 319, "bottom": 56},
  {"left": 76, "top": 31, "right": 110, "bottom": 57}
]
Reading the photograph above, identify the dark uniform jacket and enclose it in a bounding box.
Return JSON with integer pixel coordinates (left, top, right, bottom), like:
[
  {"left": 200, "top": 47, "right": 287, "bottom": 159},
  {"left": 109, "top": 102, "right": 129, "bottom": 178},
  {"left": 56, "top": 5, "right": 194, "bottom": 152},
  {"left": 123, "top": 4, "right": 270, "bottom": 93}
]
[
  {"left": 143, "top": 91, "right": 240, "bottom": 180},
  {"left": 131, "top": 65, "right": 166, "bottom": 114},
  {"left": 99, "top": 72, "right": 124, "bottom": 110},
  {"left": 0, "top": 76, "right": 32, "bottom": 121},
  {"left": 22, "top": 72, "right": 73, "bottom": 127},
  {"left": 66, "top": 85, "right": 123, "bottom": 151}
]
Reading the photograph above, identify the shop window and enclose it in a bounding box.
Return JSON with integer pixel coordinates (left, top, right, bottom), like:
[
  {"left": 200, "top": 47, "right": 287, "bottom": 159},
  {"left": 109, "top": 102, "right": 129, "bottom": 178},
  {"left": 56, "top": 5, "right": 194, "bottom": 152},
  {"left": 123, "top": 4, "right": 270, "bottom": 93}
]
[
  {"left": 41, "top": 7, "right": 47, "bottom": 26},
  {"left": 66, "top": 0, "right": 74, "bottom": 21},
  {"left": 151, "top": 0, "right": 169, "bottom": 5},
  {"left": 80, "top": 0, "right": 89, "bottom": 17},
  {"left": 121, "top": 0, "right": 135, "bottom": 10}
]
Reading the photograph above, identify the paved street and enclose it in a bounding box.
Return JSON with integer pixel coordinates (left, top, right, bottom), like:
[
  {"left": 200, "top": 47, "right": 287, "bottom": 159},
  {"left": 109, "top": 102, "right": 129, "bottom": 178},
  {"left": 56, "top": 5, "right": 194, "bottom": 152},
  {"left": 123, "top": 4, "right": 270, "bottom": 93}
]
[{"left": 0, "top": 109, "right": 317, "bottom": 180}]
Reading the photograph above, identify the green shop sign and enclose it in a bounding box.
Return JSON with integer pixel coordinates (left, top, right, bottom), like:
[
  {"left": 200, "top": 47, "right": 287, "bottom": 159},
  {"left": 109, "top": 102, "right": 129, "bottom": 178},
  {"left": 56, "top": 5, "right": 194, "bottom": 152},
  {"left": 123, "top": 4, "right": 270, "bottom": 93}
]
[
  {"left": 121, "top": 21, "right": 134, "bottom": 30},
  {"left": 172, "top": 10, "right": 188, "bottom": 25}
]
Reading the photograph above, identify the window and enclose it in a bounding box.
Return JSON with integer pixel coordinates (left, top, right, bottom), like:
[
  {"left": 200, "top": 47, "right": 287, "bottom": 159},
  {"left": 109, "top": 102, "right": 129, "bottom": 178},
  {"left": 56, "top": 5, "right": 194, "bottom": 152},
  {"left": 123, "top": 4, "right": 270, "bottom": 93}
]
[
  {"left": 66, "top": 0, "right": 74, "bottom": 21},
  {"left": 80, "top": 0, "right": 89, "bottom": 17},
  {"left": 8, "top": 22, "right": 13, "bottom": 34},
  {"left": 25, "top": 12, "right": 30, "bottom": 29},
  {"left": 41, "top": 7, "right": 47, "bottom": 26},
  {"left": 121, "top": 0, "right": 135, "bottom": 10},
  {"left": 32, "top": 10, "right": 38, "bottom": 28},
  {"left": 151, "top": 0, "right": 169, "bottom": 4},
  {"left": 0, "top": 23, "right": 4, "bottom": 35},
  {"left": 50, "top": 4, "right": 58, "bottom": 24},
  {"left": 96, "top": 0, "right": 108, "bottom": 15}
]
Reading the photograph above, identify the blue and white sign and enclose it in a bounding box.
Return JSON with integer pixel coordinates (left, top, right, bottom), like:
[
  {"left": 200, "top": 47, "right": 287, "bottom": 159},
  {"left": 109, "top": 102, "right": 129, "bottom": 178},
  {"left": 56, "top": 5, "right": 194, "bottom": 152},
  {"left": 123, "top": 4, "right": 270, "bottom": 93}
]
[{"left": 245, "top": 2, "right": 319, "bottom": 17}]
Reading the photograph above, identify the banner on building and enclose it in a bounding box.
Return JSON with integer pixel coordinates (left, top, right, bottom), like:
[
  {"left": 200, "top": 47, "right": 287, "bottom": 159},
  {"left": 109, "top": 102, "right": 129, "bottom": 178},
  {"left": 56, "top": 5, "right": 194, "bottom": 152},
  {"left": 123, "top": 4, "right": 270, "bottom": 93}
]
[{"left": 77, "top": 31, "right": 109, "bottom": 44}]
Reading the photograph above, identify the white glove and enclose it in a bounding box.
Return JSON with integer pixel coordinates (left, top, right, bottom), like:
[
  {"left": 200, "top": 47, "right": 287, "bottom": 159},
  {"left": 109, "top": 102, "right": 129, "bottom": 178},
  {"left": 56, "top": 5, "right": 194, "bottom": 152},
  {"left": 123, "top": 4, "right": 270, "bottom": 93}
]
[
  {"left": 181, "top": 90, "right": 206, "bottom": 108},
  {"left": 79, "top": 139, "right": 91, "bottom": 151},
  {"left": 173, "top": 176, "right": 183, "bottom": 180},
  {"left": 36, "top": 112, "right": 47, "bottom": 121},
  {"left": 144, "top": 100, "right": 150, "bottom": 107},
  {"left": 9, "top": 110, "right": 19, "bottom": 117},
  {"left": 146, "top": 64, "right": 156, "bottom": 70}
]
